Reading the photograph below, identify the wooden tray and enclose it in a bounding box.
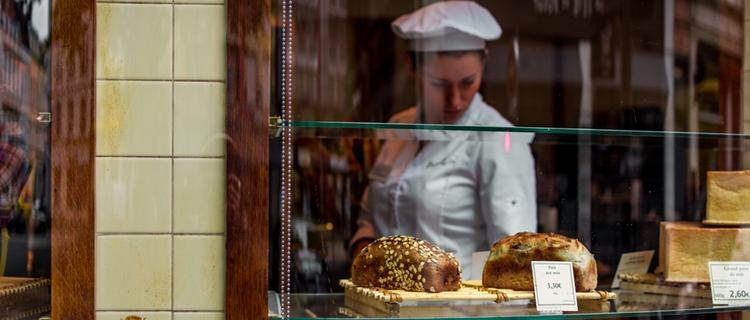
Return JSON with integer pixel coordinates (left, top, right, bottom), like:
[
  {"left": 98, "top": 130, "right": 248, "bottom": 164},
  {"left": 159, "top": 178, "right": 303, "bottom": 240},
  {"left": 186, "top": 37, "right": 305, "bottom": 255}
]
[
  {"left": 0, "top": 277, "right": 50, "bottom": 319},
  {"left": 617, "top": 291, "right": 713, "bottom": 310},
  {"left": 617, "top": 273, "right": 711, "bottom": 299},
  {"left": 340, "top": 279, "right": 615, "bottom": 316},
  {"left": 702, "top": 219, "right": 750, "bottom": 227}
]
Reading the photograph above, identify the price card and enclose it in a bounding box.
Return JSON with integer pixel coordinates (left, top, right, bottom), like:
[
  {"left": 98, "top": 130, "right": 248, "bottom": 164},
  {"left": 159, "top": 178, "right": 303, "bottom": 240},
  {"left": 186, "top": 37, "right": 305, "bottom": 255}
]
[
  {"left": 611, "top": 250, "right": 654, "bottom": 288},
  {"left": 709, "top": 262, "right": 750, "bottom": 305},
  {"left": 531, "top": 261, "right": 578, "bottom": 312}
]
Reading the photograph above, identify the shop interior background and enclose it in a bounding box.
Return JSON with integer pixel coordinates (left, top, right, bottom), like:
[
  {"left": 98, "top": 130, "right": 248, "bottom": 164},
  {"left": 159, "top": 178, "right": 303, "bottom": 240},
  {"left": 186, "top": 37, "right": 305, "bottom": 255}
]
[{"left": 266, "top": 0, "right": 746, "bottom": 295}]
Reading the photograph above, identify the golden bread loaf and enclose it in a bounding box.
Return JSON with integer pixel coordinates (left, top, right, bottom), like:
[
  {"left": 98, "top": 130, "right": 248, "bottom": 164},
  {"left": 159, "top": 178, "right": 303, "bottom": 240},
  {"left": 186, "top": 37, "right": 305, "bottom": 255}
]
[
  {"left": 482, "top": 232, "right": 597, "bottom": 291},
  {"left": 659, "top": 222, "right": 750, "bottom": 283},
  {"left": 707, "top": 170, "right": 750, "bottom": 223}
]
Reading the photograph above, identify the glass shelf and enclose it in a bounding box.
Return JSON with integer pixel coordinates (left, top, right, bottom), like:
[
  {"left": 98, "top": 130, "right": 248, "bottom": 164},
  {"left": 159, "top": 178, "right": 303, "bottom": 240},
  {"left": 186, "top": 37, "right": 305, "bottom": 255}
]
[
  {"left": 275, "top": 292, "right": 750, "bottom": 319},
  {"left": 288, "top": 121, "right": 750, "bottom": 140}
]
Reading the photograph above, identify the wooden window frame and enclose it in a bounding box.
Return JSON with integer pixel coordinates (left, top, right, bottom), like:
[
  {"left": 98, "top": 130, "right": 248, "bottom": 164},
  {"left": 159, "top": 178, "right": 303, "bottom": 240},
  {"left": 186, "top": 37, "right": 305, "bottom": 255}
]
[{"left": 51, "top": 0, "right": 270, "bottom": 318}]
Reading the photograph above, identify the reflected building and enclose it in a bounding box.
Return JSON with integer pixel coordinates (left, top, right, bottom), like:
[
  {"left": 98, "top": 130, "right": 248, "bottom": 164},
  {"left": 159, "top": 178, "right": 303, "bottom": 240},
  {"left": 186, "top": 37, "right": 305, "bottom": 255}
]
[
  {"left": 0, "top": 0, "right": 51, "bottom": 279},
  {"left": 0, "top": 0, "right": 50, "bottom": 213}
]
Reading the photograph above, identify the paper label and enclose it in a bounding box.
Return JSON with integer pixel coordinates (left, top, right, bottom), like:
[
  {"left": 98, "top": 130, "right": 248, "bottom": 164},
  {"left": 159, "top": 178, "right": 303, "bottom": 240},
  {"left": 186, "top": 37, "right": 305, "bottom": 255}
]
[
  {"left": 532, "top": 261, "right": 578, "bottom": 312},
  {"left": 611, "top": 250, "right": 654, "bottom": 288},
  {"left": 471, "top": 251, "right": 490, "bottom": 280},
  {"left": 709, "top": 262, "right": 750, "bottom": 305}
]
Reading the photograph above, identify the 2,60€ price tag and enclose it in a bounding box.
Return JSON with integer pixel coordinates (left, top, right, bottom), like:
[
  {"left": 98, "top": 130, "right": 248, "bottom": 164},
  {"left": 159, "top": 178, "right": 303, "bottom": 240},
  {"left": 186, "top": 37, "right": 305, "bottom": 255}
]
[
  {"left": 531, "top": 261, "right": 578, "bottom": 312},
  {"left": 709, "top": 262, "right": 750, "bottom": 306}
]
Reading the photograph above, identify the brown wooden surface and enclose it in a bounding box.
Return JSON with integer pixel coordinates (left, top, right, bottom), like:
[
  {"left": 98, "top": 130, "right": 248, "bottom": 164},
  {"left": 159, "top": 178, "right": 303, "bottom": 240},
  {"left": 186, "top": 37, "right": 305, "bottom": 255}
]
[
  {"left": 50, "top": 0, "right": 96, "bottom": 319},
  {"left": 226, "top": 0, "right": 271, "bottom": 319}
]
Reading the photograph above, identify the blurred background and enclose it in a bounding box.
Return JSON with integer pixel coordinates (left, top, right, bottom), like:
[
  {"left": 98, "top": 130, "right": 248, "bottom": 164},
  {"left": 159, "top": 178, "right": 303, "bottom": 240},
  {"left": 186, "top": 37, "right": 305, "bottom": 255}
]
[{"left": 267, "top": 0, "right": 746, "bottom": 294}]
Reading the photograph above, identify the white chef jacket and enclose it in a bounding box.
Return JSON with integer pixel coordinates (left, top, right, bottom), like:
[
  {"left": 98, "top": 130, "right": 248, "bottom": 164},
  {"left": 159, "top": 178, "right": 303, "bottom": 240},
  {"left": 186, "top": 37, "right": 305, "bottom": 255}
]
[{"left": 350, "top": 93, "right": 537, "bottom": 279}]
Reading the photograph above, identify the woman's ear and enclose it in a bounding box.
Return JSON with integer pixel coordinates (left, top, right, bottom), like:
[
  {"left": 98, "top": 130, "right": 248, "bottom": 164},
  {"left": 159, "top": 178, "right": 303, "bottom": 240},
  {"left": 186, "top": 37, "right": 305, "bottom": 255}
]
[
  {"left": 404, "top": 52, "right": 416, "bottom": 77},
  {"left": 483, "top": 48, "right": 489, "bottom": 66}
]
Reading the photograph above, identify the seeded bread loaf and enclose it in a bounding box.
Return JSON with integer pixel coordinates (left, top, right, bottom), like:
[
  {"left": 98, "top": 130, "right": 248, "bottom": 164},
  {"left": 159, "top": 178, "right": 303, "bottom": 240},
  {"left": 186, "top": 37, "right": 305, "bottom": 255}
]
[
  {"left": 350, "top": 235, "right": 462, "bottom": 292},
  {"left": 482, "top": 232, "right": 597, "bottom": 291}
]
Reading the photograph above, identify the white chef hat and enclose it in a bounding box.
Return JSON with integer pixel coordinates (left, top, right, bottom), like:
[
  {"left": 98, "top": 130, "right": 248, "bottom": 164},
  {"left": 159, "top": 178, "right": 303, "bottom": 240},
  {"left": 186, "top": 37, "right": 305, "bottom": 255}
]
[{"left": 391, "top": 1, "right": 502, "bottom": 52}]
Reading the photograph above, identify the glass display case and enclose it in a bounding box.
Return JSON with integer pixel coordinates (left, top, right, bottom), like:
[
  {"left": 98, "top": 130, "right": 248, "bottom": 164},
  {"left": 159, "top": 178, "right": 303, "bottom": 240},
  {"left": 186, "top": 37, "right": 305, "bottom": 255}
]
[
  {"left": 19, "top": 0, "right": 750, "bottom": 318},
  {"left": 267, "top": 0, "right": 750, "bottom": 318}
]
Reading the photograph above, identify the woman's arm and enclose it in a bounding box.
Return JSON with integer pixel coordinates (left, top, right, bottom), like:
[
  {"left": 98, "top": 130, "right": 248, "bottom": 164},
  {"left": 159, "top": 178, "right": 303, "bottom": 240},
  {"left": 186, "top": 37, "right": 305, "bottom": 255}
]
[{"left": 349, "top": 186, "right": 375, "bottom": 260}]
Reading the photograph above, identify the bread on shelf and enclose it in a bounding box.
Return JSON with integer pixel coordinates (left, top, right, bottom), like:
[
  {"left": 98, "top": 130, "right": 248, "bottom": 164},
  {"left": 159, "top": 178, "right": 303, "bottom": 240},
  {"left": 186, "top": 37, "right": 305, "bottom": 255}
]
[
  {"left": 659, "top": 222, "right": 750, "bottom": 283},
  {"left": 706, "top": 170, "right": 750, "bottom": 224},
  {"left": 482, "top": 232, "right": 597, "bottom": 291},
  {"left": 350, "top": 235, "right": 462, "bottom": 292}
]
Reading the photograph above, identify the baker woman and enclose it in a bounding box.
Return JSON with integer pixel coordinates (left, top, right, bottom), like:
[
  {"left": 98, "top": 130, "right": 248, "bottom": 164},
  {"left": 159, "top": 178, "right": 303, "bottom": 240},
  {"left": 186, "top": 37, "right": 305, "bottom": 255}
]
[{"left": 350, "top": 1, "right": 537, "bottom": 279}]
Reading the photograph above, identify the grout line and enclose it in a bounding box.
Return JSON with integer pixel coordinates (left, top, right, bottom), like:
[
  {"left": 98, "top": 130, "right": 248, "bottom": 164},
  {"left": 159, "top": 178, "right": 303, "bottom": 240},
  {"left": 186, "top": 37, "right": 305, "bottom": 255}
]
[
  {"left": 222, "top": 0, "right": 227, "bottom": 243},
  {"left": 96, "top": 232, "right": 228, "bottom": 236},
  {"left": 95, "top": 79, "right": 226, "bottom": 83},
  {"left": 95, "top": 1, "right": 226, "bottom": 4},
  {"left": 96, "top": 310, "right": 225, "bottom": 313},
  {"left": 96, "top": 1, "right": 173, "bottom": 4},
  {"left": 174, "top": 2, "right": 226, "bottom": 4},
  {"left": 95, "top": 155, "right": 225, "bottom": 159},
  {"left": 172, "top": 0, "right": 176, "bottom": 315}
]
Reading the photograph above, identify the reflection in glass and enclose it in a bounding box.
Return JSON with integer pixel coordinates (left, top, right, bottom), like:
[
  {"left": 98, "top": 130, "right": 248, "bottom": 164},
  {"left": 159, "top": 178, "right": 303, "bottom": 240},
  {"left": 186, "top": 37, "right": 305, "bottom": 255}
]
[
  {"left": 273, "top": 1, "right": 746, "bottom": 312},
  {"left": 0, "top": 0, "right": 51, "bottom": 284}
]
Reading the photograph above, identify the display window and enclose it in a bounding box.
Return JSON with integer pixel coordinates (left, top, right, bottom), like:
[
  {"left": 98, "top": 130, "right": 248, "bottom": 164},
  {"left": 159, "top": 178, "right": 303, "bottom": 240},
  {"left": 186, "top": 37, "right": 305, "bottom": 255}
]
[
  {"left": 267, "top": 0, "right": 750, "bottom": 318},
  {"left": 18, "top": 0, "right": 750, "bottom": 319}
]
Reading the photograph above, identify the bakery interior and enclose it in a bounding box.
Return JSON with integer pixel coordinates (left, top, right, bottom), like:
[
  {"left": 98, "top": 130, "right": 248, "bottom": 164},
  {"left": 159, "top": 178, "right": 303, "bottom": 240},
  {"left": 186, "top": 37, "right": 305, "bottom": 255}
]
[
  {"left": 266, "top": 0, "right": 750, "bottom": 318},
  {"left": 2, "top": 0, "right": 750, "bottom": 318}
]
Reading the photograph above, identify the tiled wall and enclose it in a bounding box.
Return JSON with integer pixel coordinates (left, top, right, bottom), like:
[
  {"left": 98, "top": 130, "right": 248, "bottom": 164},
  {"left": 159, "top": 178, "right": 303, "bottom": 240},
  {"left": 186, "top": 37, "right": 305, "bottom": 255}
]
[{"left": 95, "top": 0, "right": 226, "bottom": 319}]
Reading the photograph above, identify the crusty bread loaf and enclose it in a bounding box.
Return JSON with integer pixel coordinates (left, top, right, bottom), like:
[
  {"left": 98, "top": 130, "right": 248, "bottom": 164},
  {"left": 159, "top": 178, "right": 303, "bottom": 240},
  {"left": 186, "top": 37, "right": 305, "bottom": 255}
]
[
  {"left": 707, "top": 171, "right": 750, "bottom": 223},
  {"left": 350, "top": 235, "right": 462, "bottom": 292},
  {"left": 482, "top": 232, "right": 597, "bottom": 291},
  {"left": 659, "top": 222, "right": 750, "bottom": 283}
]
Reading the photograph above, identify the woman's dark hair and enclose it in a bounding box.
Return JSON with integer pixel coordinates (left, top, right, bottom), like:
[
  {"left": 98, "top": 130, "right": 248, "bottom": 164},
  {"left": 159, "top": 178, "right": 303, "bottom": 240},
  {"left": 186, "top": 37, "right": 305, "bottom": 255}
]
[{"left": 406, "top": 49, "right": 487, "bottom": 70}]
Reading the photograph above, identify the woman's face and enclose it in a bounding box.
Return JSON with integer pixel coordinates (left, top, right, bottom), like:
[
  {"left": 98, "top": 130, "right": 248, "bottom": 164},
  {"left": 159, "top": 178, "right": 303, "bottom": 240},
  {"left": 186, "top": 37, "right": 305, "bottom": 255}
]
[{"left": 410, "top": 51, "right": 486, "bottom": 124}]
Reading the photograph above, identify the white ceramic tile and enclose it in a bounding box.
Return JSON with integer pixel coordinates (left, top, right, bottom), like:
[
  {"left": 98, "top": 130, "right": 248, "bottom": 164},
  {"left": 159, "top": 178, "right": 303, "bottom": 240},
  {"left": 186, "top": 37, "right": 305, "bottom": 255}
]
[
  {"left": 97, "top": 4, "right": 172, "bottom": 79},
  {"left": 96, "top": 312, "right": 172, "bottom": 320},
  {"left": 174, "top": 236, "right": 226, "bottom": 311},
  {"left": 174, "top": 82, "right": 226, "bottom": 156},
  {"left": 173, "top": 313, "right": 225, "bottom": 320},
  {"left": 174, "top": 159, "right": 225, "bottom": 233},
  {"left": 96, "top": 235, "right": 172, "bottom": 310},
  {"left": 174, "top": 5, "right": 226, "bottom": 80},
  {"left": 98, "top": 0, "right": 171, "bottom": 2},
  {"left": 175, "top": 0, "right": 224, "bottom": 3},
  {"left": 96, "top": 81, "right": 172, "bottom": 156},
  {"left": 96, "top": 158, "right": 172, "bottom": 233}
]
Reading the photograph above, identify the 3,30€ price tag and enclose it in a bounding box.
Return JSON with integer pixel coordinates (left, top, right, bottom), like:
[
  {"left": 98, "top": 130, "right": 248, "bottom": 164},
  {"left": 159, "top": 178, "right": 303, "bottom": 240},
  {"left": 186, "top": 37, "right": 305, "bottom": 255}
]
[
  {"left": 709, "top": 262, "right": 750, "bottom": 306},
  {"left": 531, "top": 261, "right": 578, "bottom": 312}
]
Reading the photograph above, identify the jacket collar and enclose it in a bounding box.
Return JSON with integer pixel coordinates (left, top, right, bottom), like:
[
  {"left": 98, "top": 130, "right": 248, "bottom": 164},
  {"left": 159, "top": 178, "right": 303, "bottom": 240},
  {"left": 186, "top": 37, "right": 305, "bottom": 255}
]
[{"left": 412, "top": 93, "right": 482, "bottom": 141}]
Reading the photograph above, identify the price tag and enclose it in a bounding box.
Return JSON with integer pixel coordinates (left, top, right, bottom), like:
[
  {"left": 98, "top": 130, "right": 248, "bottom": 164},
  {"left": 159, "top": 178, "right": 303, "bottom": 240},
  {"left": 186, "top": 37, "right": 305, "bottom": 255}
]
[
  {"left": 532, "top": 261, "right": 578, "bottom": 312},
  {"left": 709, "top": 262, "right": 750, "bottom": 305},
  {"left": 611, "top": 250, "right": 654, "bottom": 288}
]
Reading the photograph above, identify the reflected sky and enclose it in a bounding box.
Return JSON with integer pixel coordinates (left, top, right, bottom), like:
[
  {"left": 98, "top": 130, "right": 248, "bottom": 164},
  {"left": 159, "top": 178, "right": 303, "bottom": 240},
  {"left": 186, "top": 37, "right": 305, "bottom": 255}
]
[{"left": 30, "top": 0, "right": 49, "bottom": 42}]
